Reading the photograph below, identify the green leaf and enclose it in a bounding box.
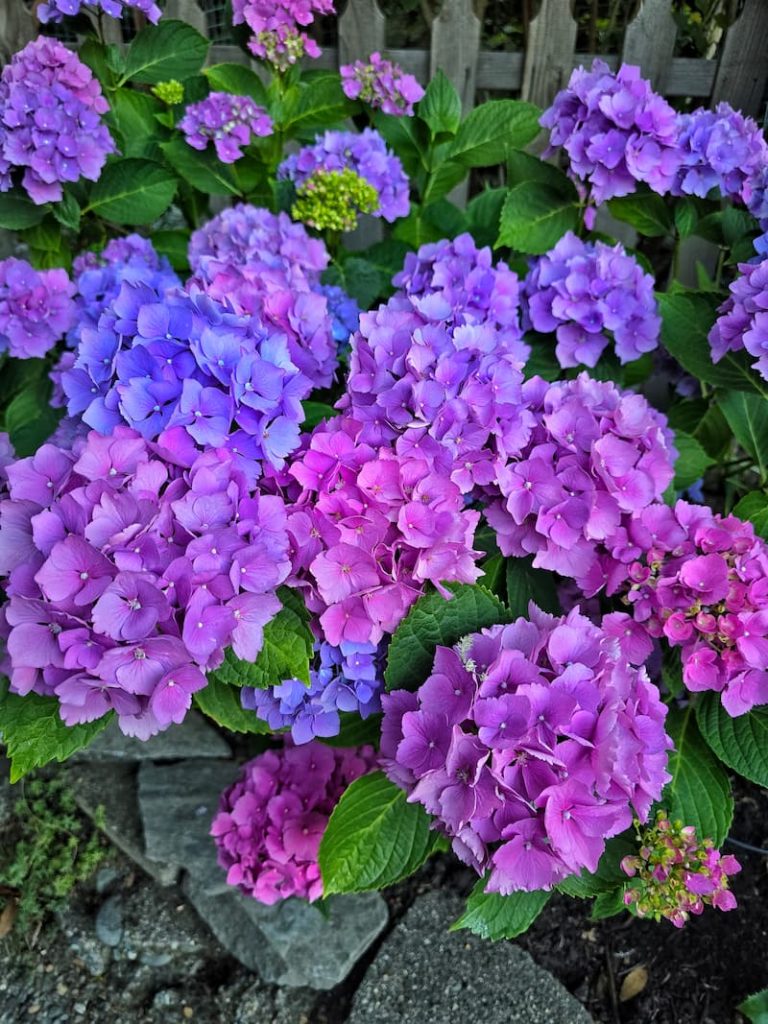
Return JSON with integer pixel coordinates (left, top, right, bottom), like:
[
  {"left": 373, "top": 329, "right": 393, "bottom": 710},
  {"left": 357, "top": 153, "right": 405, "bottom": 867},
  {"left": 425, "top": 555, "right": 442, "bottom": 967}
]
[
  {"left": 205, "top": 63, "right": 268, "bottom": 105},
  {"left": 422, "top": 161, "right": 467, "bottom": 204},
  {"left": 85, "top": 158, "right": 176, "bottom": 224},
  {"left": 109, "top": 89, "right": 164, "bottom": 159},
  {"left": 385, "top": 584, "right": 510, "bottom": 692},
  {"left": 739, "top": 988, "right": 768, "bottom": 1024},
  {"left": 194, "top": 676, "right": 271, "bottom": 734},
  {"left": 496, "top": 182, "right": 579, "bottom": 255},
  {"left": 480, "top": 553, "right": 505, "bottom": 598},
  {"left": 674, "top": 198, "right": 699, "bottom": 239},
  {"left": 0, "top": 691, "right": 113, "bottom": 783},
  {"left": 324, "top": 257, "right": 384, "bottom": 310},
  {"left": 661, "top": 646, "right": 684, "bottom": 698},
  {"left": 659, "top": 291, "right": 768, "bottom": 396},
  {"left": 52, "top": 192, "right": 81, "bottom": 233},
  {"left": 161, "top": 138, "right": 239, "bottom": 196},
  {"left": 151, "top": 228, "right": 191, "bottom": 273},
  {"left": 452, "top": 880, "right": 550, "bottom": 940},
  {"left": 466, "top": 187, "right": 506, "bottom": 249},
  {"left": 590, "top": 888, "right": 626, "bottom": 920},
  {"left": 719, "top": 390, "right": 768, "bottom": 480},
  {"left": 79, "top": 38, "right": 117, "bottom": 90},
  {"left": 557, "top": 832, "right": 635, "bottom": 899},
  {"left": 506, "top": 150, "right": 577, "bottom": 198},
  {"left": 672, "top": 430, "right": 714, "bottom": 490},
  {"left": 0, "top": 190, "right": 47, "bottom": 229},
  {"left": 121, "top": 19, "right": 209, "bottom": 85},
  {"left": 505, "top": 556, "right": 560, "bottom": 618},
  {"left": 319, "top": 771, "right": 439, "bottom": 894},
  {"left": 418, "top": 69, "right": 461, "bottom": 138},
  {"left": 280, "top": 76, "right": 356, "bottom": 133},
  {"left": 393, "top": 200, "right": 466, "bottom": 248},
  {"left": 733, "top": 492, "right": 768, "bottom": 540},
  {"left": 608, "top": 190, "right": 673, "bottom": 237},
  {"left": 696, "top": 693, "right": 768, "bottom": 788},
  {"left": 301, "top": 400, "right": 338, "bottom": 430},
  {"left": 449, "top": 100, "right": 541, "bottom": 167},
  {"left": 663, "top": 706, "right": 733, "bottom": 846},
  {"left": 4, "top": 384, "right": 62, "bottom": 457}
]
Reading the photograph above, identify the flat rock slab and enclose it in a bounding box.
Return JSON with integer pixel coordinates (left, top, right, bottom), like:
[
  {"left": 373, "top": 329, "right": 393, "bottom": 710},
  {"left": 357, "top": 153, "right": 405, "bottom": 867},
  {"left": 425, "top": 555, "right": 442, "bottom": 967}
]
[
  {"left": 73, "top": 711, "right": 231, "bottom": 762},
  {"left": 348, "top": 891, "right": 593, "bottom": 1024}
]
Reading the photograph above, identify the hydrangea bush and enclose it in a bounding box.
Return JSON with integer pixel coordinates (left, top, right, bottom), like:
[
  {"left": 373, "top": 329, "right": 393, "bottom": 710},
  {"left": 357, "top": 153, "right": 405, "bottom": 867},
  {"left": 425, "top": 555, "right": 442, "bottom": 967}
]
[{"left": 0, "top": 4, "right": 766, "bottom": 948}]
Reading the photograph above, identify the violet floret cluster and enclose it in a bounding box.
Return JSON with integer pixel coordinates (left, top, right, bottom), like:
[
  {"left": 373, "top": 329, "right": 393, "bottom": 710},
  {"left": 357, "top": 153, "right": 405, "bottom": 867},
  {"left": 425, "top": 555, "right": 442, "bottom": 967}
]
[
  {"left": 0, "top": 427, "right": 291, "bottom": 738},
  {"left": 281, "top": 416, "right": 483, "bottom": 648},
  {"left": 708, "top": 258, "right": 768, "bottom": 380},
  {"left": 524, "top": 232, "right": 661, "bottom": 367},
  {"left": 340, "top": 52, "right": 425, "bottom": 116},
  {"left": 380, "top": 606, "right": 672, "bottom": 893},
  {"left": 278, "top": 129, "right": 410, "bottom": 223},
  {"left": 485, "top": 374, "right": 676, "bottom": 590},
  {"left": 232, "top": 0, "right": 335, "bottom": 70},
  {"left": 188, "top": 205, "right": 337, "bottom": 389},
  {"left": 179, "top": 93, "right": 273, "bottom": 164},
  {"left": 0, "top": 257, "right": 75, "bottom": 360},
  {"left": 242, "top": 638, "right": 384, "bottom": 743},
  {"left": 316, "top": 283, "right": 360, "bottom": 347},
  {"left": 37, "top": 0, "right": 161, "bottom": 23},
  {"left": 62, "top": 281, "right": 311, "bottom": 477},
  {"left": 211, "top": 740, "right": 376, "bottom": 904},
  {"left": 0, "top": 37, "right": 115, "bottom": 205}
]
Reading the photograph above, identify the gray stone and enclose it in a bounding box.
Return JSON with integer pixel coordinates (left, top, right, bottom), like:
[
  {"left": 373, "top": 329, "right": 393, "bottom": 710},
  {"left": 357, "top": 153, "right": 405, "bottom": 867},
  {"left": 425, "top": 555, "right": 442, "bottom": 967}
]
[
  {"left": 94, "top": 867, "right": 120, "bottom": 895},
  {"left": 115, "top": 879, "right": 214, "bottom": 969},
  {"left": 95, "top": 895, "right": 123, "bottom": 948},
  {"left": 184, "top": 876, "right": 388, "bottom": 990},
  {"left": 217, "top": 978, "right": 317, "bottom": 1024},
  {"left": 66, "top": 762, "right": 178, "bottom": 886},
  {"left": 138, "top": 759, "right": 241, "bottom": 894},
  {"left": 56, "top": 908, "right": 110, "bottom": 978},
  {"left": 73, "top": 710, "right": 231, "bottom": 762},
  {"left": 348, "top": 890, "right": 593, "bottom": 1024}
]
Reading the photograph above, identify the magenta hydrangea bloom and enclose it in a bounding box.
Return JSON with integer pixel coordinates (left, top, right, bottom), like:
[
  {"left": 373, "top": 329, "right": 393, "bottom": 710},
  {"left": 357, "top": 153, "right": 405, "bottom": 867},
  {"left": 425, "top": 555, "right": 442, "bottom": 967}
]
[
  {"left": 339, "top": 234, "right": 533, "bottom": 487},
  {"left": 541, "top": 60, "right": 679, "bottom": 204},
  {"left": 188, "top": 205, "right": 337, "bottom": 389},
  {"left": 603, "top": 500, "right": 768, "bottom": 716},
  {"left": 0, "top": 426, "right": 291, "bottom": 738},
  {"left": 37, "top": 0, "right": 161, "bottom": 22},
  {"left": 211, "top": 740, "right": 376, "bottom": 904},
  {"left": 0, "top": 37, "right": 115, "bottom": 205},
  {"left": 485, "top": 374, "right": 676, "bottom": 589},
  {"left": 179, "top": 93, "right": 273, "bottom": 164},
  {"left": 232, "top": 0, "right": 335, "bottom": 70},
  {"left": 340, "top": 52, "right": 424, "bottom": 116},
  {"left": 278, "top": 129, "right": 410, "bottom": 223},
  {"left": 524, "top": 232, "right": 660, "bottom": 367},
  {"left": 62, "top": 281, "right": 311, "bottom": 478},
  {"left": 708, "top": 258, "right": 768, "bottom": 379},
  {"left": 0, "top": 257, "right": 75, "bottom": 359},
  {"left": 381, "top": 606, "right": 672, "bottom": 893},
  {"left": 272, "top": 416, "right": 482, "bottom": 648}
]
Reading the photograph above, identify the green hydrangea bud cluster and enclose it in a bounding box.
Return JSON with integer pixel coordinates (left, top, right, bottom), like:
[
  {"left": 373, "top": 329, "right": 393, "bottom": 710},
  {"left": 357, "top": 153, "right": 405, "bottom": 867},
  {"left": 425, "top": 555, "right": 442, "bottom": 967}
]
[
  {"left": 257, "top": 30, "right": 307, "bottom": 72},
  {"left": 151, "top": 79, "right": 184, "bottom": 105},
  {"left": 291, "top": 168, "right": 379, "bottom": 233}
]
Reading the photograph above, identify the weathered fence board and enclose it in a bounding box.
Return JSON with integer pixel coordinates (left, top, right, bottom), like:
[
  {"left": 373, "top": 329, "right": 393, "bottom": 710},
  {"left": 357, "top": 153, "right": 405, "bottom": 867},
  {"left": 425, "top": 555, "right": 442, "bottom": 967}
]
[
  {"left": 621, "top": 0, "right": 678, "bottom": 91},
  {"left": 338, "top": 0, "right": 386, "bottom": 68},
  {"left": 521, "top": 0, "right": 578, "bottom": 108},
  {"left": 711, "top": 0, "right": 768, "bottom": 117}
]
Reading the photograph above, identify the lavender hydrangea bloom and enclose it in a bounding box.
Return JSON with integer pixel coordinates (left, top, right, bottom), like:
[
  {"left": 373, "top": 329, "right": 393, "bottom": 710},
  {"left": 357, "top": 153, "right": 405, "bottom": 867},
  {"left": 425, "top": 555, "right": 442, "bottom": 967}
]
[
  {"left": 341, "top": 52, "right": 424, "bottom": 116},
  {"left": 0, "top": 258, "right": 75, "bottom": 359},
  {"left": 278, "top": 129, "right": 410, "bottom": 223},
  {"left": 188, "top": 206, "right": 338, "bottom": 389},
  {"left": 242, "top": 639, "right": 384, "bottom": 743},
  {"left": 211, "top": 741, "right": 376, "bottom": 904},
  {"left": 0, "top": 37, "right": 115, "bottom": 205},
  {"left": 708, "top": 258, "right": 768, "bottom": 378},
  {"left": 62, "top": 281, "right": 311, "bottom": 477},
  {"left": 0, "top": 427, "right": 291, "bottom": 738},
  {"left": 179, "top": 93, "right": 273, "bottom": 164},
  {"left": 381, "top": 606, "right": 672, "bottom": 893},
  {"left": 38, "top": 0, "right": 161, "bottom": 21},
  {"left": 232, "top": 0, "right": 335, "bottom": 69},
  {"left": 524, "top": 232, "right": 661, "bottom": 367},
  {"left": 541, "top": 60, "right": 679, "bottom": 204}
]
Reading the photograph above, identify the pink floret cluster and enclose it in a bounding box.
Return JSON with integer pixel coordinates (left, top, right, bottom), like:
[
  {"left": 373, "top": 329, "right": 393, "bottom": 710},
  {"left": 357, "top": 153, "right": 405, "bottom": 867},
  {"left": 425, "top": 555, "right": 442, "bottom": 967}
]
[
  {"left": 340, "top": 52, "right": 424, "bottom": 116},
  {"left": 381, "top": 606, "right": 672, "bottom": 893},
  {"left": 211, "top": 740, "right": 376, "bottom": 904},
  {"left": 0, "top": 427, "right": 290, "bottom": 738},
  {"left": 232, "top": 0, "right": 335, "bottom": 69}
]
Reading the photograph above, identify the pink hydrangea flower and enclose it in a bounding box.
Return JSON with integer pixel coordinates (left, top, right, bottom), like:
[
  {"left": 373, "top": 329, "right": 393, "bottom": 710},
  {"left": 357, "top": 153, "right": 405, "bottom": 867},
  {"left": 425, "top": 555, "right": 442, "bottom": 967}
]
[{"left": 341, "top": 52, "right": 424, "bottom": 116}]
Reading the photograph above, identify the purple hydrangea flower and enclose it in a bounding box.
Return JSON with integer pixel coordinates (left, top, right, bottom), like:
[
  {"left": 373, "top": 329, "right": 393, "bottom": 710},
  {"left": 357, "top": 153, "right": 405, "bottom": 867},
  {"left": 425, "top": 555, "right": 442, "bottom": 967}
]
[
  {"left": 541, "top": 60, "right": 679, "bottom": 205},
  {"left": 317, "top": 284, "right": 360, "bottom": 347},
  {"left": 179, "top": 93, "right": 273, "bottom": 164},
  {"left": 381, "top": 606, "right": 672, "bottom": 893},
  {"left": 38, "top": 0, "right": 161, "bottom": 23},
  {"left": 0, "top": 426, "right": 292, "bottom": 738},
  {"left": 278, "top": 129, "right": 410, "bottom": 223},
  {"left": 211, "top": 740, "right": 376, "bottom": 904},
  {"left": 341, "top": 52, "right": 424, "bottom": 116},
  {"left": 232, "top": 0, "right": 335, "bottom": 70},
  {"left": 524, "top": 232, "right": 661, "bottom": 367},
  {"left": 0, "top": 37, "right": 115, "bottom": 205},
  {"left": 708, "top": 258, "right": 768, "bottom": 379},
  {"left": 242, "top": 638, "right": 384, "bottom": 743},
  {"left": 0, "top": 257, "right": 75, "bottom": 359}
]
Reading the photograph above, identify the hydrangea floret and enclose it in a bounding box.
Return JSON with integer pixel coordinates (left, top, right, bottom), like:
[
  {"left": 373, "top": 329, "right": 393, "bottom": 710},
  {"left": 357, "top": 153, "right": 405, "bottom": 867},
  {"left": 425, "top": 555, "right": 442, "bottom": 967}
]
[
  {"left": 0, "top": 37, "right": 115, "bottom": 205},
  {"left": 152, "top": 80, "right": 186, "bottom": 106},
  {"left": 708, "top": 258, "right": 768, "bottom": 380},
  {"left": 0, "top": 427, "right": 291, "bottom": 738},
  {"left": 211, "top": 740, "right": 376, "bottom": 903},
  {"left": 381, "top": 606, "right": 672, "bottom": 893},
  {"left": 340, "top": 52, "right": 425, "bottom": 116},
  {"left": 621, "top": 811, "right": 740, "bottom": 927},
  {"left": 232, "top": 0, "right": 335, "bottom": 70},
  {"left": 0, "top": 257, "right": 75, "bottom": 359},
  {"left": 291, "top": 167, "right": 379, "bottom": 233},
  {"left": 37, "top": 0, "right": 161, "bottom": 23},
  {"left": 179, "top": 93, "right": 273, "bottom": 164},
  {"left": 524, "top": 232, "right": 661, "bottom": 367}
]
